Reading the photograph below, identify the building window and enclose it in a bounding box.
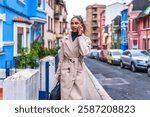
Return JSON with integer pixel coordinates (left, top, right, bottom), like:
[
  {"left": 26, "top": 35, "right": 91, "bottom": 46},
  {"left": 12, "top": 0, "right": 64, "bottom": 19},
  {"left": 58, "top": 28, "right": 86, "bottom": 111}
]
[
  {"left": 17, "top": 27, "right": 23, "bottom": 53},
  {"left": 48, "top": 0, "right": 50, "bottom": 6},
  {"left": 92, "top": 14, "right": 97, "bottom": 18},
  {"left": 93, "top": 28, "right": 97, "bottom": 31},
  {"left": 14, "top": 23, "right": 30, "bottom": 56},
  {"left": 59, "top": 5, "right": 62, "bottom": 15},
  {"left": 38, "top": 0, "right": 41, "bottom": 6},
  {"left": 149, "top": 16, "right": 150, "bottom": 28},
  {"left": 17, "top": 27, "right": 30, "bottom": 53},
  {"left": 48, "top": 0, "right": 52, "bottom": 7},
  {"left": 51, "top": 18, "right": 53, "bottom": 32},
  {"left": 18, "top": 0, "right": 25, "bottom": 3},
  {"left": 0, "top": 20, "right": 3, "bottom": 52},
  {"left": 0, "top": 14, "right": 5, "bottom": 52},
  {"left": 143, "top": 17, "right": 150, "bottom": 29},
  {"left": 143, "top": 39, "right": 147, "bottom": 50},
  {"left": 48, "top": 40, "right": 52, "bottom": 48},
  {"left": 132, "top": 19, "right": 137, "bottom": 31},
  {"left": 47, "top": 17, "right": 53, "bottom": 32},
  {"left": 38, "top": 0, "right": 44, "bottom": 10},
  {"left": 48, "top": 16, "right": 50, "bottom": 31},
  {"left": 92, "top": 8, "right": 97, "bottom": 12},
  {"left": 132, "top": 39, "right": 138, "bottom": 49},
  {"left": 52, "top": 0, "right": 54, "bottom": 9},
  {"left": 60, "top": 22, "right": 63, "bottom": 34}
]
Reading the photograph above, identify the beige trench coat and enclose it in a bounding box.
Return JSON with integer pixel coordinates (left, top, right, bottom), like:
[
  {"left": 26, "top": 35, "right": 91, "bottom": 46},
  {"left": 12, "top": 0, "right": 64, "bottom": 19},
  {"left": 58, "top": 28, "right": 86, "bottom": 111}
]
[{"left": 56, "top": 33, "right": 91, "bottom": 100}]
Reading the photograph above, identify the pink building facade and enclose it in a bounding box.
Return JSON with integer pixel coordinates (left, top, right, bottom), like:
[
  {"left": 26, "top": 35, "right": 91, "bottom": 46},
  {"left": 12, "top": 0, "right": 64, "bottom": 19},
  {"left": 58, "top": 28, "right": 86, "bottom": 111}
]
[
  {"left": 127, "top": 3, "right": 140, "bottom": 49},
  {"left": 137, "top": 15, "right": 150, "bottom": 50},
  {"left": 127, "top": 2, "right": 150, "bottom": 50}
]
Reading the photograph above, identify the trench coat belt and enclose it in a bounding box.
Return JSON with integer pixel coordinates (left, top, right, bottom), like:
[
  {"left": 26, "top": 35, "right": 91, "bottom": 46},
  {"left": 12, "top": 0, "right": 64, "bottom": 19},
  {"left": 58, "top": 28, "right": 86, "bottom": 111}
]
[{"left": 69, "top": 58, "right": 80, "bottom": 81}]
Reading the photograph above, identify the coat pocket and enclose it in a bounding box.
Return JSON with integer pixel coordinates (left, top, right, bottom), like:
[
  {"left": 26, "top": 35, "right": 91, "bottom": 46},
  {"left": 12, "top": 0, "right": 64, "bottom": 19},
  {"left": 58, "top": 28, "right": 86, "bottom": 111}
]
[
  {"left": 61, "top": 63, "right": 71, "bottom": 89},
  {"left": 61, "top": 71, "right": 71, "bottom": 89}
]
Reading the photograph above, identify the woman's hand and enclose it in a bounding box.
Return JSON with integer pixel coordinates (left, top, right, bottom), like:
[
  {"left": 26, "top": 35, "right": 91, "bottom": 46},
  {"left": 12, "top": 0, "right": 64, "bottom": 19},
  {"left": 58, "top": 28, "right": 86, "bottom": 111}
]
[{"left": 78, "top": 25, "right": 83, "bottom": 35}]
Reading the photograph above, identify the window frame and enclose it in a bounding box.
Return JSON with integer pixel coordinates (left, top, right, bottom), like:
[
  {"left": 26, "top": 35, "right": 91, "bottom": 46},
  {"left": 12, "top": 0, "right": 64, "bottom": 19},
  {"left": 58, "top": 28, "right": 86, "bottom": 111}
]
[
  {"left": 18, "top": 0, "right": 25, "bottom": 5},
  {"left": 48, "top": 16, "right": 50, "bottom": 31},
  {"left": 132, "top": 39, "right": 138, "bottom": 49},
  {"left": 14, "top": 22, "right": 31, "bottom": 56},
  {"left": 0, "top": 20, "right": 3, "bottom": 52},
  {"left": 0, "top": 14, "right": 6, "bottom": 52}
]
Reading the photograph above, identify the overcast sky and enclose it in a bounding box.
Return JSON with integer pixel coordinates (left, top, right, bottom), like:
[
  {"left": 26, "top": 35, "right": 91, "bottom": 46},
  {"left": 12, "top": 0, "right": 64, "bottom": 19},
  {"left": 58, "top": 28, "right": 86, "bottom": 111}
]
[{"left": 64, "top": 0, "right": 133, "bottom": 22}]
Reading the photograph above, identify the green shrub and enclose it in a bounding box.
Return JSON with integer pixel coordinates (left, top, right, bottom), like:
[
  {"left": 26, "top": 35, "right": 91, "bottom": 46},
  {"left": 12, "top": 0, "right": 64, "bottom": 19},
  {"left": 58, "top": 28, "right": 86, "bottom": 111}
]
[{"left": 15, "top": 40, "right": 60, "bottom": 69}]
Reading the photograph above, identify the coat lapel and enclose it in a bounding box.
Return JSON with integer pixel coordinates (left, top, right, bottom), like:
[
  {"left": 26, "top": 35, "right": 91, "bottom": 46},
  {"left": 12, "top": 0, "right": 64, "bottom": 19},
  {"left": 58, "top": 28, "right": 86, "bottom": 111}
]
[
  {"left": 64, "top": 34, "right": 74, "bottom": 56},
  {"left": 64, "top": 33, "right": 85, "bottom": 57}
]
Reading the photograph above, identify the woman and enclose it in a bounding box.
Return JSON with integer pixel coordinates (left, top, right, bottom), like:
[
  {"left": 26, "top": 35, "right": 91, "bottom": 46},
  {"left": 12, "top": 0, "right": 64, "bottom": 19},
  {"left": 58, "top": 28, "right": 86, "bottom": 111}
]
[{"left": 56, "top": 16, "right": 91, "bottom": 100}]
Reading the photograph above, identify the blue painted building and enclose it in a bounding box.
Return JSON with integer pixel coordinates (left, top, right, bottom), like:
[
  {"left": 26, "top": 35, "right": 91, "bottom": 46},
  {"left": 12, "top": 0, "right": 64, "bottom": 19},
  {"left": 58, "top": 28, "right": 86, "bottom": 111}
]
[
  {"left": 0, "top": 0, "right": 46, "bottom": 69},
  {"left": 121, "top": 9, "right": 128, "bottom": 51}
]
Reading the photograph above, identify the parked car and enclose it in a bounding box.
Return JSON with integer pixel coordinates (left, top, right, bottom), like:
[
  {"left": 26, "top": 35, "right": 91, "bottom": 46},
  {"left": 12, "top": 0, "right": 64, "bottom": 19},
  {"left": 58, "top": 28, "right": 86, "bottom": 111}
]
[
  {"left": 91, "top": 50, "right": 101, "bottom": 59},
  {"left": 120, "top": 50, "right": 150, "bottom": 72},
  {"left": 87, "top": 49, "right": 97, "bottom": 59},
  {"left": 96, "top": 50, "right": 101, "bottom": 60},
  {"left": 91, "top": 50, "right": 98, "bottom": 59},
  {"left": 107, "top": 49, "right": 123, "bottom": 65},
  {"left": 147, "top": 60, "right": 150, "bottom": 77},
  {"left": 100, "top": 49, "right": 108, "bottom": 62}
]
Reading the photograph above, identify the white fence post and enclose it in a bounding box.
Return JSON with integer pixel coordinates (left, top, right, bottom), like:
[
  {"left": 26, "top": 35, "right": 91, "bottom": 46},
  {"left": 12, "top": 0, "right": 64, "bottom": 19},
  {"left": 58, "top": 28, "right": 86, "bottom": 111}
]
[{"left": 3, "top": 69, "right": 39, "bottom": 100}]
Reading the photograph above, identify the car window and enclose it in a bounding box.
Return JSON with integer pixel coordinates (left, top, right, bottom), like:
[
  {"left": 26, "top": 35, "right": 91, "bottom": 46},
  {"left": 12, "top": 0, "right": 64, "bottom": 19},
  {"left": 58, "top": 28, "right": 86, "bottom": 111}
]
[
  {"left": 131, "top": 51, "right": 150, "bottom": 57},
  {"left": 112, "top": 51, "right": 122, "bottom": 55},
  {"left": 141, "top": 51, "right": 150, "bottom": 56},
  {"left": 123, "top": 51, "right": 127, "bottom": 55},
  {"left": 127, "top": 51, "right": 131, "bottom": 56},
  {"left": 122, "top": 51, "right": 126, "bottom": 55}
]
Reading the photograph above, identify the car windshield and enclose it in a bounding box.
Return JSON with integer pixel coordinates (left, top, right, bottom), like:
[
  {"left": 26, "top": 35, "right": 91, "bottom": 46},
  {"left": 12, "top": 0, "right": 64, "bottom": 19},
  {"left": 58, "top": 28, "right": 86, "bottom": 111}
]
[
  {"left": 131, "top": 51, "right": 150, "bottom": 57},
  {"left": 112, "top": 51, "right": 122, "bottom": 55}
]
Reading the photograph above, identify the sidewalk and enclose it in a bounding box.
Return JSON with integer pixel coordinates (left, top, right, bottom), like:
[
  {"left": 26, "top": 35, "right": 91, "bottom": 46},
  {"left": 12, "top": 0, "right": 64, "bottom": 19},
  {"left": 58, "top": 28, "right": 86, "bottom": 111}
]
[{"left": 85, "top": 66, "right": 112, "bottom": 100}]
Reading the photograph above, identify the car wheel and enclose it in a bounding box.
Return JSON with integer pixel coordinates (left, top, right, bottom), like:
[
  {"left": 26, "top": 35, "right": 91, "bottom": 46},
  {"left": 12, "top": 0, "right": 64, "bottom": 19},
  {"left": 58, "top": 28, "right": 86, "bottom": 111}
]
[
  {"left": 147, "top": 66, "right": 150, "bottom": 77},
  {"left": 107, "top": 59, "right": 109, "bottom": 64},
  {"left": 111, "top": 60, "right": 113, "bottom": 65},
  {"left": 131, "top": 63, "right": 136, "bottom": 72},
  {"left": 120, "top": 61, "right": 124, "bottom": 68}
]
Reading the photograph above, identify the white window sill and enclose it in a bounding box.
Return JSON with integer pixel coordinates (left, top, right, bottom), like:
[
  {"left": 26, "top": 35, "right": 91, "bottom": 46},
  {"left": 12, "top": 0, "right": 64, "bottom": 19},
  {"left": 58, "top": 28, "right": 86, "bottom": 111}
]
[
  {"left": 0, "top": 51, "right": 6, "bottom": 55},
  {"left": 3, "top": 42, "right": 14, "bottom": 46},
  {"left": 18, "top": 0, "right": 26, "bottom": 5},
  {"left": 37, "top": 8, "right": 46, "bottom": 13}
]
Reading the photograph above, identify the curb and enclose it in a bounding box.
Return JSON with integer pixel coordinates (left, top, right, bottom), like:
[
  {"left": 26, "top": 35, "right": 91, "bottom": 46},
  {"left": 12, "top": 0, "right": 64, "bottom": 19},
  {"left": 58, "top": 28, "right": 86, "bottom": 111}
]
[{"left": 85, "top": 66, "right": 112, "bottom": 100}]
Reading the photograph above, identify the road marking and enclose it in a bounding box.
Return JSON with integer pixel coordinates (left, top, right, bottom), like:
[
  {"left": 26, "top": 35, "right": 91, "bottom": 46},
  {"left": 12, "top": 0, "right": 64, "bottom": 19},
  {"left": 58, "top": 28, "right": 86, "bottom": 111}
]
[
  {"left": 135, "top": 73, "right": 142, "bottom": 76},
  {"left": 98, "top": 77, "right": 129, "bottom": 86}
]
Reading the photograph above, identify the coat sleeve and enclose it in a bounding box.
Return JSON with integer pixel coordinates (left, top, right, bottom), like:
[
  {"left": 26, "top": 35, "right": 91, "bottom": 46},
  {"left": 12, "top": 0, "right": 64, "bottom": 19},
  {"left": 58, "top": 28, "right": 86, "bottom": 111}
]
[
  {"left": 56, "top": 41, "right": 65, "bottom": 77},
  {"left": 78, "top": 35, "right": 91, "bottom": 56}
]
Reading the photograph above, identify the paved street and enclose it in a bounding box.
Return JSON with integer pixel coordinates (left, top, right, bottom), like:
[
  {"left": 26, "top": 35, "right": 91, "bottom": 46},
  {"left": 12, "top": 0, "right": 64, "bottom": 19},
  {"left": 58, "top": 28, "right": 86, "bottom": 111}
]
[{"left": 85, "top": 58, "right": 150, "bottom": 100}]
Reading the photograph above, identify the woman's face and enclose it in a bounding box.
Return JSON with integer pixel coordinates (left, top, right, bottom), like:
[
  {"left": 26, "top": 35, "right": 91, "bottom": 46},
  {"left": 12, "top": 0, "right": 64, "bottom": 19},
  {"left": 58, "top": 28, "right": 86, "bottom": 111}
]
[{"left": 70, "top": 17, "right": 81, "bottom": 32}]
